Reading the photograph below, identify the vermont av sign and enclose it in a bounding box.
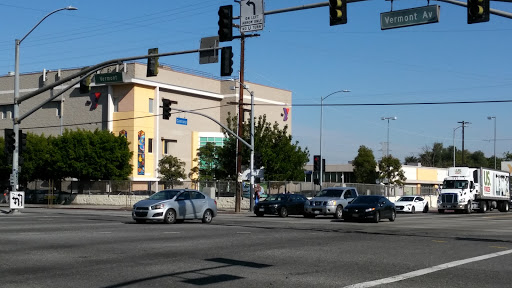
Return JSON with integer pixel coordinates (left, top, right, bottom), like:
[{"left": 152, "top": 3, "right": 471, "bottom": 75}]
[{"left": 381, "top": 5, "right": 440, "bottom": 30}]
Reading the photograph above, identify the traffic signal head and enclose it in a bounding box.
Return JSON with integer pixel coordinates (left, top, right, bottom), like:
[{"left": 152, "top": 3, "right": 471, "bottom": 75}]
[
  {"left": 313, "top": 155, "right": 320, "bottom": 172},
  {"left": 254, "top": 152, "right": 262, "bottom": 168},
  {"left": 4, "top": 128, "right": 15, "bottom": 155},
  {"left": 162, "top": 98, "right": 171, "bottom": 120},
  {"left": 18, "top": 130, "right": 27, "bottom": 156},
  {"left": 220, "top": 46, "right": 234, "bottom": 77},
  {"left": 468, "top": 0, "right": 489, "bottom": 24},
  {"left": 147, "top": 48, "right": 159, "bottom": 77},
  {"left": 218, "top": 5, "right": 233, "bottom": 42},
  {"left": 79, "top": 75, "right": 90, "bottom": 94},
  {"left": 329, "top": 0, "right": 347, "bottom": 26}
]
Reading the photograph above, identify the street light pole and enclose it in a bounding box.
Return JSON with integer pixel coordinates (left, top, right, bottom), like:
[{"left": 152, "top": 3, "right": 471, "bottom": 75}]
[
  {"left": 381, "top": 116, "right": 397, "bottom": 157},
  {"left": 487, "top": 116, "right": 496, "bottom": 169},
  {"left": 320, "top": 90, "right": 350, "bottom": 187},
  {"left": 453, "top": 125, "right": 463, "bottom": 167},
  {"left": 12, "top": 6, "right": 77, "bottom": 194}
]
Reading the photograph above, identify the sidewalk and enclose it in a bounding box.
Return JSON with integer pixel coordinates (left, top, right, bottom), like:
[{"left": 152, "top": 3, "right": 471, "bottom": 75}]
[{"left": 0, "top": 203, "right": 242, "bottom": 214}]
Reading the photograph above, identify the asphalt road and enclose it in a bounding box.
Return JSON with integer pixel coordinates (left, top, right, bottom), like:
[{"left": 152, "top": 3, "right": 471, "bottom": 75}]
[{"left": 1, "top": 207, "right": 511, "bottom": 288}]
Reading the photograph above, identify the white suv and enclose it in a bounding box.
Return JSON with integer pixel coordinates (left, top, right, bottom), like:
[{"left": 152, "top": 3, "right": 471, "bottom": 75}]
[{"left": 304, "top": 187, "right": 358, "bottom": 219}]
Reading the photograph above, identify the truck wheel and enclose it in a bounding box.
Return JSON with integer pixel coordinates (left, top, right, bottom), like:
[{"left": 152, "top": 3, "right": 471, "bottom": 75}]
[
  {"left": 438, "top": 209, "right": 445, "bottom": 214},
  {"left": 505, "top": 202, "right": 510, "bottom": 212},
  {"left": 334, "top": 206, "right": 343, "bottom": 219},
  {"left": 464, "top": 201, "right": 472, "bottom": 214},
  {"left": 479, "top": 201, "right": 487, "bottom": 213}
]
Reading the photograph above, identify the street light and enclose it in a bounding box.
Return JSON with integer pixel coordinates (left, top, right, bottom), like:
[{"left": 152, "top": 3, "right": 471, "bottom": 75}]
[
  {"left": 487, "top": 116, "right": 496, "bottom": 169},
  {"left": 381, "top": 116, "right": 397, "bottom": 157},
  {"left": 12, "top": 6, "right": 77, "bottom": 193},
  {"left": 320, "top": 89, "right": 350, "bottom": 187},
  {"left": 453, "top": 125, "right": 463, "bottom": 167},
  {"left": 230, "top": 79, "right": 255, "bottom": 212}
]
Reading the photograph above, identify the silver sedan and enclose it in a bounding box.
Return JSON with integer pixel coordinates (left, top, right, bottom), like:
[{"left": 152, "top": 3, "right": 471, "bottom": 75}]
[{"left": 132, "top": 189, "right": 217, "bottom": 224}]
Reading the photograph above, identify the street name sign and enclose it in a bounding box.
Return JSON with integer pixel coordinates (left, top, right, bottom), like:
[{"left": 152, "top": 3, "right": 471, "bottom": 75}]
[
  {"left": 240, "top": 0, "right": 264, "bottom": 32},
  {"left": 381, "top": 5, "right": 440, "bottom": 30},
  {"left": 176, "top": 118, "right": 188, "bottom": 125},
  {"left": 95, "top": 72, "right": 124, "bottom": 84}
]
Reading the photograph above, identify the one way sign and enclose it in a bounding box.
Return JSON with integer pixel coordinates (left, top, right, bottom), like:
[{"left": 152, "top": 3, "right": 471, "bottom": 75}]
[{"left": 240, "top": 0, "right": 264, "bottom": 32}]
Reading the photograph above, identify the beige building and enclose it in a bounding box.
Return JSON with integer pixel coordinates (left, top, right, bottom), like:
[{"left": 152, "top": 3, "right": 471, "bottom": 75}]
[{"left": 0, "top": 62, "right": 292, "bottom": 190}]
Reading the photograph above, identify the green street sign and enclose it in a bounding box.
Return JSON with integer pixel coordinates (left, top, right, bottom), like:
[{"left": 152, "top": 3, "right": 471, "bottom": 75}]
[
  {"left": 381, "top": 5, "right": 440, "bottom": 30},
  {"left": 94, "top": 72, "right": 124, "bottom": 84}
]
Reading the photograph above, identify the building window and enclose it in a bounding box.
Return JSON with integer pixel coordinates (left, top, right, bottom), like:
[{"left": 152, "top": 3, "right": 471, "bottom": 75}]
[
  {"left": 148, "top": 138, "right": 153, "bottom": 153},
  {"left": 163, "top": 139, "right": 177, "bottom": 155},
  {"left": 149, "top": 98, "right": 154, "bottom": 114}
]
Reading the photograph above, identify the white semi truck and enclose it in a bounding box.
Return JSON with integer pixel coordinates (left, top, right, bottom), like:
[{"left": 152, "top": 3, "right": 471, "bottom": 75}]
[{"left": 438, "top": 167, "right": 510, "bottom": 213}]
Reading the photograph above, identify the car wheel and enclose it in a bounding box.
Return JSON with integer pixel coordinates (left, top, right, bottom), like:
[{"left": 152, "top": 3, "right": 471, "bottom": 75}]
[
  {"left": 256, "top": 212, "right": 264, "bottom": 217},
  {"left": 411, "top": 206, "right": 416, "bottom": 214},
  {"left": 279, "top": 207, "right": 288, "bottom": 218},
  {"left": 438, "top": 209, "right": 445, "bottom": 214},
  {"left": 373, "top": 211, "right": 380, "bottom": 223},
  {"left": 423, "top": 204, "right": 429, "bottom": 213},
  {"left": 202, "top": 209, "right": 213, "bottom": 223},
  {"left": 334, "top": 205, "right": 343, "bottom": 219},
  {"left": 164, "top": 209, "right": 177, "bottom": 224},
  {"left": 389, "top": 210, "right": 396, "bottom": 222},
  {"left": 135, "top": 219, "right": 146, "bottom": 224}
]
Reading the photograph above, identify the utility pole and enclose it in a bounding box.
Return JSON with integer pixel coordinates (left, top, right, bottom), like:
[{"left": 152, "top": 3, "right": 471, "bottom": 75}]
[
  {"left": 235, "top": 34, "right": 245, "bottom": 213},
  {"left": 457, "top": 121, "right": 470, "bottom": 166}
]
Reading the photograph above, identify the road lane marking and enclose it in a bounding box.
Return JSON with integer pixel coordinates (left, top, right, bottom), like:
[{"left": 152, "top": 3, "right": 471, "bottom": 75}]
[
  {"left": 490, "top": 246, "right": 509, "bottom": 249},
  {"left": 432, "top": 240, "right": 446, "bottom": 243},
  {"left": 343, "top": 249, "right": 512, "bottom": 288},
  {"left": 163, "top": 232, "right": 181, "bottom": 234}
]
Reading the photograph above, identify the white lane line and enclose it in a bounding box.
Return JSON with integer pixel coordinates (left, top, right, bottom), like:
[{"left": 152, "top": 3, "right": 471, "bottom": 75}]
[
  {"left": 344, "top": 249, "right": 512, "bottom": 288},
  {"left": 163, "top": 232, "right": 181, "bottom": 234}
]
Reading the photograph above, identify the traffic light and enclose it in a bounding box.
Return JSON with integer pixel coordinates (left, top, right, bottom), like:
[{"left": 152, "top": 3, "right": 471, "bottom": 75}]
[
  {"left": 329, "top": 0, "right": 347, "bottom": 26},
  {"left": 4, "top": 128, "right": 15, "bottom": 155},
  {"left": 254, "top": 152, "right": 262, "bottom": 168},
  {"left": 220, "top": 46, "right": 234, "bottom": 77},
  {"left": 79, "top": 75, "right": 90, "bottom": 94},
  {"left": 147, "top": 48, "right": 159, "bottom": 77},
  {"left": 218, "top": 5, "right": 233, "bottom": 42},
  {"left": 162, "top": 98, "right": 171, "bottom": 120},
  {"left": 18, "top": 130, "right": 27, "bottom": 156},
  {"left": 467, "top": 0, "right": 489, "bottom": 24},
  {"left": 313, "top": 155, "right": 320, "bottom": 172}
]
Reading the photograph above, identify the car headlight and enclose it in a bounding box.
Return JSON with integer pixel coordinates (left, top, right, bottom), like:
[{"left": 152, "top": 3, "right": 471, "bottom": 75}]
[
  {"left": 327, "top": 200, "right": 337, "bottom": 206},
  {"left": 405, "top": 204, "right": 412, "bottom": 207},
  {"left": 365, "top": 208, "right": 376, "bottom": 212},
  {"left": 151, "top": 204, "right": 165, "bottom": 210},
  {"left": 272, "top": 204, "right": 279, "bottom": 208}
]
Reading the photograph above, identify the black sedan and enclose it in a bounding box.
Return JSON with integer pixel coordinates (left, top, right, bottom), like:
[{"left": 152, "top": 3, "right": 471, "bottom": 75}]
[
  {"left": 342, "top": 195, "right": 396, "bottom": 223},
  {"left": 254, "top": 193, "right": 308, "bottom": 217}
]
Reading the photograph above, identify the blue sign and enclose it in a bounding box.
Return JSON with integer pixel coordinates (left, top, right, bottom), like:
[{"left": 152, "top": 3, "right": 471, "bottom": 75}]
[{"left": 176, "top": 118, "right": 187, "bottom": 125}]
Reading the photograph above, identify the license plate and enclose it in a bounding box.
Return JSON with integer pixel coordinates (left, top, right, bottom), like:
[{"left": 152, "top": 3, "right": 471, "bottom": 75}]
[
  {"left": 352, "top": 213, "right": 359, "bottom": 217},
  {"left": 259, "top": 208, "right": 264, "bottom": 212},
  {"left": 314, "top": 210, "right": 320, "bottom": 214}
]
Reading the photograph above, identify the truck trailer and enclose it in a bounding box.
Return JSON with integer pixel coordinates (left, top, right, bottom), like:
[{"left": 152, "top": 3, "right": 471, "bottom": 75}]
[{"left": 438, "top": 167, "right": 510, "bottom": 213}]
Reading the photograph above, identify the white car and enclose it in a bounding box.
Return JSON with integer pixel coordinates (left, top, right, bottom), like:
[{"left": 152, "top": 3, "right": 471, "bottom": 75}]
[{"left": 394, "top": 196, "right": 429, "bottom": 213}]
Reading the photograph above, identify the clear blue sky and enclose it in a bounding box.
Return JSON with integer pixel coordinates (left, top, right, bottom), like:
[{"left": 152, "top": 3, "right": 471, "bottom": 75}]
[{"left": 1, "top": 0, "right": 511, "bottom": 165}]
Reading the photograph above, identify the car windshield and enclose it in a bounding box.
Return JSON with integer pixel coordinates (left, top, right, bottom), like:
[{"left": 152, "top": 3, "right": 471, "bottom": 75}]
[
  {"left": 397, "top": 197, "right": 415, "bottom": 202},
  {"left": 351, "top": 196, "right": 380, "bottom": 204},
  {"left": 265, "top": 194, "right": 285, "bottom": 201},
  {"left": 148, "top": 190, "right": 180, "bottom": 200},
  {"left": 443, "top": 180, "right": 468, "bottom": 189},
  {"left": 316, "top": 189, "right": 343, "bottom": 198}
]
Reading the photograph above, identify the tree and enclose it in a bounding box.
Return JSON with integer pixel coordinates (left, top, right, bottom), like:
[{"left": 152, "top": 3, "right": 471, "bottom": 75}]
[
  {"left": 404, "top": 155, "right": 419, "bottom": 164},
  {"left": 352, "top": 145, "right": 378, "bottom": 184},
  {"left": 378, "top": 155, "right": 406, "bottom": 187},
  {"left": 220, "top": 113, "right": 309, "bottom": 182},
  {"left": 158, "top": 155, "right": 186, "bottom": 188},
  {"left": 190, "top": 142, "right": 221, "bottom": 181}
]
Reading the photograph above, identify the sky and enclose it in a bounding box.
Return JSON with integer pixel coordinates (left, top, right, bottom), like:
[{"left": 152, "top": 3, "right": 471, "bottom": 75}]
[{"left": 1, "top": 0, "right": 511, "bottom": 165}]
